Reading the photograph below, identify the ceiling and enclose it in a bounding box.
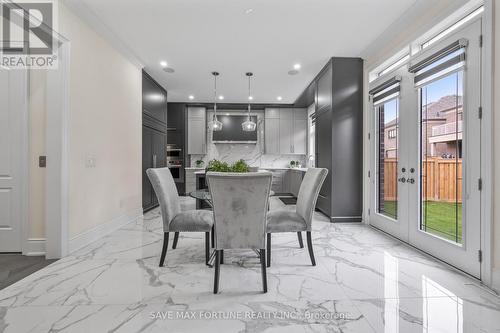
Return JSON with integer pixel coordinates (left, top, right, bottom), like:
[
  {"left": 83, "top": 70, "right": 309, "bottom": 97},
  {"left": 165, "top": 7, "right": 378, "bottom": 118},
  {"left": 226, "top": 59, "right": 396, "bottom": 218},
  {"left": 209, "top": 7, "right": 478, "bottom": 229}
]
[{"left": 71, "top": 0, "right": 419, "bottom": 103}]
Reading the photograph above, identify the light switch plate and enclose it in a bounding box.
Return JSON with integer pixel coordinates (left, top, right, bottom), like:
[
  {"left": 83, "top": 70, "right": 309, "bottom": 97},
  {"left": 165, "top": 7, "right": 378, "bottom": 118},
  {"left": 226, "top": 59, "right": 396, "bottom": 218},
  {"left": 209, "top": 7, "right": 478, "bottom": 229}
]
[{"left": 39, "top": 156, "right": 46, "bottom": 168}]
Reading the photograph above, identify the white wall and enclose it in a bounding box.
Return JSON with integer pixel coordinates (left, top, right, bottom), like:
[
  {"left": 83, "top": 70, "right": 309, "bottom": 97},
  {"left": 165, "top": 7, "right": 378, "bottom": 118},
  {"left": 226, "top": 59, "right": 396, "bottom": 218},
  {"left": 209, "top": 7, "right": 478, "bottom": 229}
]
[{"left": 57, "top": 3, "right": 143, "bottom": 239}]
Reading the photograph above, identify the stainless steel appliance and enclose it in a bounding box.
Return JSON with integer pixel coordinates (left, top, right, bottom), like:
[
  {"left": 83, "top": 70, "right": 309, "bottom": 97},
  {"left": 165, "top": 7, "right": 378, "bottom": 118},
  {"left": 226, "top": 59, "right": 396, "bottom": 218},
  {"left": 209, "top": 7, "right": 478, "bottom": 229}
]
[{"left": 167, "top": 145, "right": 184, "bottom": 183}]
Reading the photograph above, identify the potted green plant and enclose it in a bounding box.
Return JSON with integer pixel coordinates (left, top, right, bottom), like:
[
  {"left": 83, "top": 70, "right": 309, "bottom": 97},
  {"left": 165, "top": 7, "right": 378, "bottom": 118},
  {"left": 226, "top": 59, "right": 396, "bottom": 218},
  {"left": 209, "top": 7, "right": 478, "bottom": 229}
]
[
  {"left": 195, "top": 159, "right": 205, "bottom": 168},
  {"left": 206, "top": 159, "right": 250, "bottom": 173},
  {"left": 290, "top": 160, "right": 296, "bottom": 168}
]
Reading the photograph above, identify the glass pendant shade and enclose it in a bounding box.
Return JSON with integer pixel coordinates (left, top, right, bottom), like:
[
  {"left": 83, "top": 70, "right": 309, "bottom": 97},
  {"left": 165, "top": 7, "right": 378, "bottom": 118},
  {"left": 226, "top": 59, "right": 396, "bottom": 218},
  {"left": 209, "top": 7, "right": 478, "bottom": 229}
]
[
  {"left": 242, "top": 117, "right": 257, "bottom": 131},
  {"left": 212, "top": 115, "right": 223, "bottom": 131},
  {"left": 242, "top": 72, "right": 257, "bottom": 132},
  {"left": 211, "top": 71, "right": 223, "bottom": 131}
]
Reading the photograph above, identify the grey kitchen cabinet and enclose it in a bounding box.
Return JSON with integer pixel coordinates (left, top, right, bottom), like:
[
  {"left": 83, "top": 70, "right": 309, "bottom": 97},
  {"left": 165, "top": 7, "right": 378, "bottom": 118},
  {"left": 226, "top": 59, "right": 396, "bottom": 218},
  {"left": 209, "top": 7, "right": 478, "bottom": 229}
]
[
  {"left": 265, "top": 108, "right": 307, "bottom": 155},
  {"left": 269, "top": 169, "right": 289, "bottom": 194},
  {"left": 142, "top": 71, "right": 167, "bottom": 212},
  {"left": 315, "top": 58, "right": 363, "bottom": 222},
  {"left": 289, "top": 170, "right": 304, "bottom": 197},
  {"left": 185, "top": 168, "right": 203, "bottom": 194},
  {"left": 187, "top": 107, "right": 206, "bottom": 155},
  {"left": 279, "top": 115, "right": 293, "bottom": 154},
  {"left": 264, "top": 118, "right": 280, "bottom": 154}
]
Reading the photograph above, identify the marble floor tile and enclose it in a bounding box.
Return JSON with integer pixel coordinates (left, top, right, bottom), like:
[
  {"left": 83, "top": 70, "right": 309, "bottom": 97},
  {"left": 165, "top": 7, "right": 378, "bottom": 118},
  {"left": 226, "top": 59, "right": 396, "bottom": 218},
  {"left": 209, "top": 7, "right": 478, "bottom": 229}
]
[{"left": 0, "top": 196, "right": 499, "bottom": 332}]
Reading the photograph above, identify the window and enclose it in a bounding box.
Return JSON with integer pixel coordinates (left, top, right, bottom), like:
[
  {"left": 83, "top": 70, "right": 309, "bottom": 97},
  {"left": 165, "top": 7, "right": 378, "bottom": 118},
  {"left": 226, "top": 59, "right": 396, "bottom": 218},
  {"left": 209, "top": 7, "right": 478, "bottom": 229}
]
[
  {"left": 377, "top": 98, "right": 399, "bottom": 220},
  {"left": 378, "top": 54, "right": 410, "bottom": 78},
  {"left": 421, "top": 6, "right": 483, "bottom": 50},
  {"left": 419, "top": 70, "right": 464, "bottom": 243}
]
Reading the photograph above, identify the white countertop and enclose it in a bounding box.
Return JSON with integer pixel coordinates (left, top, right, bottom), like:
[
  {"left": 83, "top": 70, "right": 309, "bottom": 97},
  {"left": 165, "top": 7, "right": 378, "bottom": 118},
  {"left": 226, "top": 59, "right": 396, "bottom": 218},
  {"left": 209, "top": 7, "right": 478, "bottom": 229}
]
[{"left": 185, "top": 167, "right": 205, "bottom": 170}]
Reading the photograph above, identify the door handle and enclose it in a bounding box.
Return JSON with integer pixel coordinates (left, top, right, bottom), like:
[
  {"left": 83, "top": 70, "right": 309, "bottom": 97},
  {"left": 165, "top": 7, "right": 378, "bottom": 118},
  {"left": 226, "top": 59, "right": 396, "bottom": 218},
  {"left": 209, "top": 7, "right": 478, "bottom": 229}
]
[{"left": 153, "top": 154, "right": 157, "bottom": 168}]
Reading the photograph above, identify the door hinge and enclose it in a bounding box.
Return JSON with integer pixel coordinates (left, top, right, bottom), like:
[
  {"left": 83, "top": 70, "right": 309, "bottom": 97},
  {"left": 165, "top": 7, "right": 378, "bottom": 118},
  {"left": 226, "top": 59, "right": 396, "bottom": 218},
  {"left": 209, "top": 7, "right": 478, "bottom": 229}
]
[
  {"left": 478, "top": 106, "right": 482, "bottom": 119},
  {"left": 368, "top": 171, "right": 371, "bottom": 178},
  {"left": 479, "top": 35, "right": 483, "bottom": 47},
  {"left": 478, "top": 178, "right": 483, "bottom": 191},
  {"left": 478, "top": 250, "right": 483, "bottom": 262},
  {"left": 368, "top": 208, "right": 371, "bottom": 215},
  {"left": 368, "top": 132, "right": 371, "bottom": 140}
]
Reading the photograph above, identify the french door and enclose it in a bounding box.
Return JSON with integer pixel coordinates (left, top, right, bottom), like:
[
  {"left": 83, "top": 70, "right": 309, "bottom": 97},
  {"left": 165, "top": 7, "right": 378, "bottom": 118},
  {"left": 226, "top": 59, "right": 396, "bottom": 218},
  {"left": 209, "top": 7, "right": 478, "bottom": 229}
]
[{"left": 370, "top": 20, "right": 482, "bottom": 278}]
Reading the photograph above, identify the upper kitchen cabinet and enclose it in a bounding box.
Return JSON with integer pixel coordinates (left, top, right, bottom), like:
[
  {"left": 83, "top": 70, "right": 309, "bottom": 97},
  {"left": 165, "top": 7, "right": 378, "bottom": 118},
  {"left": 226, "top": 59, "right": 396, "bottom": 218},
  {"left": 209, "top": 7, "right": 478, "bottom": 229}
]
[
  {"left": 187, "top": 107, "right": 207, "bottom": 155},
  {"left": 292, "top": 108, "right": 307, "bottom": 155},
  {"left": 265, "top": 108, "right": 307, "bottom": 155},
  {"left": 264, "top": 109, "right": 280, "bottom": 154},
  {"left": 278, "top": 110, "right": 293, "bottom": 154},
  {"left": 316, "top": 64, "right": 332, "bottom": 115},
  {"left": 142, "top": 72, "right": 167, "bottom": 126}
]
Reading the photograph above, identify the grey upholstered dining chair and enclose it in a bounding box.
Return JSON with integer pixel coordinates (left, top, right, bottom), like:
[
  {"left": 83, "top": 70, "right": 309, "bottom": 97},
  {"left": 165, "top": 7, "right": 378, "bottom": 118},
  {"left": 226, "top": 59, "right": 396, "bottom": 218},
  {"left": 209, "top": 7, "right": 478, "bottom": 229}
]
[
  {"left": 147, "top": 167, "right": 213, "bottom": 267},
  {"left": 266, "top": 168, "right": 328, "bottom": 267},
  {"left": 206, "top": 171, "right": 272, "bottom": 294}
]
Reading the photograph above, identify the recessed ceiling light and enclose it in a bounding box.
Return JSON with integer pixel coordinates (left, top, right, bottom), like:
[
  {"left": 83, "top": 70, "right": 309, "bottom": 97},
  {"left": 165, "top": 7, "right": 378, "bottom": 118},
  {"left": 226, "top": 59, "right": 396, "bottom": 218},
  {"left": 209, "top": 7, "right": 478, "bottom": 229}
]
[
  {"left": 293, "top": 63, "right": 301, "bottom": 70},
  {"left": 248, "top": 96, "right": 253, "bottom": 101},
  {"left": 288, "top": 70, "right": 299, "bottom": 75},
  {"left": 226, "top": 113, "right": 230, "bottom": 116},
  {"left": 245, "top": 8, "right": 254, "bottom": 14},
  {"left": 163, "top": 67, "right": 175, "bottom": 73},
  {"left": 160, "top": 61, "right": 168, "bottom": 67},
  {"left": 277, "top": 96, "right": 283, "bottom": 101},
  {"left": 188, "top": 95, "right": 194, "bottom": 100},
  {"left": 218, "top": 95, "right": 224, "bottom": 100}
]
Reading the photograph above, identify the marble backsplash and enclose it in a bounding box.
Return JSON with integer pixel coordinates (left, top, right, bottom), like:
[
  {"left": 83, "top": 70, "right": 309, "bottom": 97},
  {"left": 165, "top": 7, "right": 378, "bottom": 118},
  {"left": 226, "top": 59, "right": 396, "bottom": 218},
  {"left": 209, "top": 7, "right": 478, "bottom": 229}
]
[{"left": 189, "top": 110, "right": 306, "bottom": 168}]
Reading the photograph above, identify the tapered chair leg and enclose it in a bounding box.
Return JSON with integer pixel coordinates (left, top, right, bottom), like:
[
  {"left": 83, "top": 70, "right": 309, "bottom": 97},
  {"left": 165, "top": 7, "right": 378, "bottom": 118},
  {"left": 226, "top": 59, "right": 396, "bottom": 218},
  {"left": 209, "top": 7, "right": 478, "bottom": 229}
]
[
  {"left": 211, "top": 225, "right": 215, "bottom": 248},
  {"left": 297, "top": 232, "right": 304, "bottom": 248},
  {"left": 159, "top": 232, "right": 169, "bottom": 267},
  {"left": 260, "top": 249, "right": 268, "bottom": 293},
  {"left": 306, "top": 231, "right": 316, "bottom": 266},
  {"left": 205, "top": 232, "right": 210, "bottom": 266},
  {"left": 220, "top": 250, "right": 224, "bottom": 264},
  {"left": 266, "top": 233, "right": 271, "bottom": 267},
  {"left": 172, "top": 232, "right": 179, "bottom": 249},
  {"left": 213, "top": 250, "right": 221, "bottom": 294}
]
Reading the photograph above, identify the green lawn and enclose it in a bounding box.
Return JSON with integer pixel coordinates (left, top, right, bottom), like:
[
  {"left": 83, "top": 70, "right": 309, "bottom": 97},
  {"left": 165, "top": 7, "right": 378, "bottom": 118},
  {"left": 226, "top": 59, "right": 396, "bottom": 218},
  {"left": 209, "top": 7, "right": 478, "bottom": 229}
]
[{"left": 380, "top": 200, "right": 462, "bottom": 243}]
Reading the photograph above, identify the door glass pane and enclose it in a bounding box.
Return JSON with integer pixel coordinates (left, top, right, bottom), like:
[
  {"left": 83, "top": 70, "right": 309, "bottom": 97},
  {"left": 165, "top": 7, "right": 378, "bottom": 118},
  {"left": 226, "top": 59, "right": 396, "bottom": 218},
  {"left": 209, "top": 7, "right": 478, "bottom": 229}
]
[
  {"left": 377, "top": 98, "right": 399, "bottom": 220},
  {"left": 420, "top": 72, "right": 463, "bottom": 243}
]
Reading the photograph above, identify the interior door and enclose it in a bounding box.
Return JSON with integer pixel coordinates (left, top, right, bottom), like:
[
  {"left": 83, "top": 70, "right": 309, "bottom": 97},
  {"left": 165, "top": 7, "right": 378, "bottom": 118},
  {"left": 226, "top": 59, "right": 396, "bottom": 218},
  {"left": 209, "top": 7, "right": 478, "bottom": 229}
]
[{"left": 0, "top": 68, "right": 27, "bottom": 252}]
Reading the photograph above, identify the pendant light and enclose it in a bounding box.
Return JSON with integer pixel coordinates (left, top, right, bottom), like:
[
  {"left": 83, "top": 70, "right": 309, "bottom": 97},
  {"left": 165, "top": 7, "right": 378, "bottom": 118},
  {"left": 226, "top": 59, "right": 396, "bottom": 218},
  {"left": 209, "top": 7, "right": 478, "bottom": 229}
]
[
  {"left": 211, "top": 71, "right": 223, "bottom": 131},
  {"left": 242, "top": 72, "right": 257, "bottom": 132}
]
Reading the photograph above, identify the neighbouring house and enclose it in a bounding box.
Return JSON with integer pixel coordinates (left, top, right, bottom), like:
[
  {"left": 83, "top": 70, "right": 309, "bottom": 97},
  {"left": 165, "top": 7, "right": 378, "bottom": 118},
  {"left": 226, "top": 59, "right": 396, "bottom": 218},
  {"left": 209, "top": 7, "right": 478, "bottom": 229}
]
[{"left": 383, "top": 95, "right": 463, "bottom": 159}]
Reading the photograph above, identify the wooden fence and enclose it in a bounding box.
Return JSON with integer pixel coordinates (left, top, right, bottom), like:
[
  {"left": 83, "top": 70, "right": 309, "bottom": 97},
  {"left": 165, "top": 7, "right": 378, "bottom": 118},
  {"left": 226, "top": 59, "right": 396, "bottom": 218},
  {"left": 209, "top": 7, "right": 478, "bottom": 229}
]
[{"left": 383, "top": 158, "right": 462, "bottom": 203}]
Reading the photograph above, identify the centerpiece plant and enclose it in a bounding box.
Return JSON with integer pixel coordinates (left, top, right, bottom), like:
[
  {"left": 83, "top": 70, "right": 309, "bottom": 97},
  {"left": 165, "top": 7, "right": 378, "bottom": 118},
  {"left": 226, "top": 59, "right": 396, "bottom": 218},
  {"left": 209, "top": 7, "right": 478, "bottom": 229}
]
[{"left": 206, "top": 159, "right": 250, "bottom": 173}]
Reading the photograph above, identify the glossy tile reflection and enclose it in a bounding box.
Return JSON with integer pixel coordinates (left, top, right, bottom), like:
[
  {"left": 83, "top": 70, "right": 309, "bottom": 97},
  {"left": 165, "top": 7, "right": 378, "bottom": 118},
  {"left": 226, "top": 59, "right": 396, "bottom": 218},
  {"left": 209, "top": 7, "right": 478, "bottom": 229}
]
[{"left": 0, "top": 197, "right": 499, "bottom": 332}]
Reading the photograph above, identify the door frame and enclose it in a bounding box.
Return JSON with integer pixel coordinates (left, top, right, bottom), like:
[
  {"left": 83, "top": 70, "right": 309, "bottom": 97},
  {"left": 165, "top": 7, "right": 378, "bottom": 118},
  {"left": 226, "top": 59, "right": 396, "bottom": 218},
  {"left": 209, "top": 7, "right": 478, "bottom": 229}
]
[
  {"left": 2, "top": 66, "right": 30, "bottom": 254},
  {"left": 366, "top": 4, "right": 494, "bottom": 286}
]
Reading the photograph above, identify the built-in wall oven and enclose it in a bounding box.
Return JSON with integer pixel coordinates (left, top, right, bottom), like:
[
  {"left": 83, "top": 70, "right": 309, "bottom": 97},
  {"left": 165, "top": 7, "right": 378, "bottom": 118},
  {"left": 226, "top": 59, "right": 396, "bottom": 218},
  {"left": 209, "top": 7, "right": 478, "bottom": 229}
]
[{"left": 167, "top": 145, "right": 184, "bottom": 183}]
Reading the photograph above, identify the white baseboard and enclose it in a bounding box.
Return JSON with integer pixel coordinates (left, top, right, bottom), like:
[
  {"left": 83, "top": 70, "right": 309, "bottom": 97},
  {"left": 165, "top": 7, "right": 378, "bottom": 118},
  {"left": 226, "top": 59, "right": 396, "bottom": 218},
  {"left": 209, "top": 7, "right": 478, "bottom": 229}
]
[
  {"left": 24, "top": 238, "right": 47, "bottom": 256},
  {"left": 492, "top": 268, "right": 500, "bottom": 293},
  {"left": 68, "top": 208, "right": 143, "bottom": 254}
]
